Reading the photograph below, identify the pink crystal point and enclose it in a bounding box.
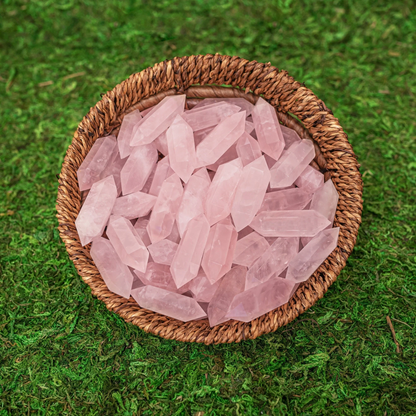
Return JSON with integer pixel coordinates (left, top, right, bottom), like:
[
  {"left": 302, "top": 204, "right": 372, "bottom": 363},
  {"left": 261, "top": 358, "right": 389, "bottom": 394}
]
[
  {"left": 245, "top": 237, "right": 299, "bottom": 290},
  {"left": 281, "top": 124, "right": 301, "bottom": 150},
  {"left": 245, "top": 120, "right": 255, "bottom": 134},
  {"left": 207, "top": 266, "right": 247, "bottom": 327},
  {"left": 205, "top": 143, "right": 238, "bottom": 172},
  {"left": 294, "top": 165, "right": 324, "bottom": 194},
  {"left": 154, "top": 130, "right": 169, "bottom": 156},
  {"left": 250, "top": 210, "right": 331, "bottom": 237},
  {"left": 269, "top": 139, "right": 315, "bottom": 188},
  {"left": 287, "top": 227, "right": 340, "bottom": 283},
  {"left": 117, "top": 110, "right": 142, "bottom": 159},
  {"left": 225, "top": 277, "right": 296, "bottom": 322},
  {"left": 233, "top": 232, "right": 270, "bottom": 267},
  {"left": 148, "top": 239, "right": 178, "bottom": 266},
  {"left": 120, "top": 143, "right": 157, "bottom": 195},
  {"left": 194, "top": 126, "right": 215, "bottom": 147},
  {"left": 252, "top": 97, "right": 284, "bottom": 160},
  {"left": 75, "top": 175, "right": 117, "bottom": 246},
  {"left": 205, "top": 158, "right": 243, "bottom": 225},
  {"left": 112, "top": 191, "right": 156, "bottom": 220},
  {"left": 99, "top": 151, "right": 127, "bottom": 196},
  {"left": 176, "top": 168, "right": 211, "bottom": 237},
  {"left": 231, "top": 156, "right": 271, "bottom": 231},
  {"left": 187, "top": 270, "right": 222, "bottom": 303},
  {"left": 192, "top": 98, "right": 254, "bottom": 116},
  {"left": 133, "top": 218, "right": 152, "bottom": 246},
  {"left": 106, "top": 215, "right": 149, "bottom": 272},
  {"left": 90, "top": 237, "right": 134, "bottom": 299},
  {"left": 258, "top": 188, "right": 313, "bottom": 212},
  {"left": 195, "top": 111, "right": 246, "bottom": 166},
  {"left": 148, "top": 156, "right": 174, "bottom": 197},
  {"left": 134, "top": 263, "right": 180, "bottom": 293},
  {"left": 147, "top": 173, "right": 184, "bottom": 244},
  {"left": 77, "top": 136, "right": 118, "bottom": 191},
  {"left": 166, "top": 115, "right": 197, "bottom": 183},
  {"left": 166, "top": 222, "right": 181, "bottom": 243},
  {"left": 130, "top": 95, "right": 186, "bottom": 146},
  {"left": 183, "top": 102, "right": 240, "bottom": 131},
  {"left": 201, "top": 218, "right": 238, "bottom": 284},
  {"left": 170, "top": 214, "right": 210, "bottom": 288},
  {"left": 131, "top": 285, "right": 206, "bottom": 322},
  {"left": 235, "top": 132, "right": 262, "bottom": 166}
]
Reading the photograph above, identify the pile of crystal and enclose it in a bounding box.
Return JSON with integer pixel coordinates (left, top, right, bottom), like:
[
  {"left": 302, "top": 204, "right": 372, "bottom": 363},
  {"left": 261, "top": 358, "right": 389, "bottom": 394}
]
[{"left": 75, "top": 95, "right": 340, "bottom": 327}]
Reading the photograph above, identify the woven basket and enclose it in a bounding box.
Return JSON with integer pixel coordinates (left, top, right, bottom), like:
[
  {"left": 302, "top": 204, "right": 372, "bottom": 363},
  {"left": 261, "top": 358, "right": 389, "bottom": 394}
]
[{"left": 56, "top": 54, "right": 363, "bottom": 344}]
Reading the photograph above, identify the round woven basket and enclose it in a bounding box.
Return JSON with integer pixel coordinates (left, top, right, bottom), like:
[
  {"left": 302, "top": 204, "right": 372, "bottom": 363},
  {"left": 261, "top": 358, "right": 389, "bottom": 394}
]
[{"left": 56, "top": 54, "right": 363, "bottom": 344}]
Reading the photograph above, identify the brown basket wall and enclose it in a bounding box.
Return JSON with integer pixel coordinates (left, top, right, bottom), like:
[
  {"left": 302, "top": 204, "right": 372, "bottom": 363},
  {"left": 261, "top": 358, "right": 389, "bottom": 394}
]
[{"left": 56, "top": 54, "right": 363, "bottom": 345}]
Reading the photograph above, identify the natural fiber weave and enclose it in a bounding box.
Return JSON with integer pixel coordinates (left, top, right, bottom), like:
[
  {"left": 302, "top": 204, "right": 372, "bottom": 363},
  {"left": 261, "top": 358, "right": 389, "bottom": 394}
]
[{"left": 56, "top": 54, "right": 363, "bottom": 344}]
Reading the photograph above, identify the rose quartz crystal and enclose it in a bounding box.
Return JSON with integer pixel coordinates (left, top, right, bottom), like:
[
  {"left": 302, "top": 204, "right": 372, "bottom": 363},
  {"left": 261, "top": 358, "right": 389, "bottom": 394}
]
[
  {"left": 233, "top": 232, "right": 270, "bottom": 267},
  {"left": 166, "top": 222, "right": 181, "bottom": 244},
  {"left": 192, "top": 98, "right": 254, "bottom": 116},
  {"left": 231, "top": 156, "right": 270, "bottom": 231},
  {"left": 120, "top": 143, "right": 157, "bottom": 195},
  {"left": 187, "top": 269, "right": 222, "bottom": 303},
  {"left": 170, "top": 214, "right": 210, "bottom": 289},
  {"left": 147, "top": 173, "right": 184, "bottom": 244},
  {"left": 154, "top": 130, "right": 169, "bottom": 156},
  {"left": 148, "top": 239, "right": 178, "bottom": 266},
  {"left": 90, "top": 237, "right": 134, "bottom": 299},
  {"left": 205, "top": 158, "right": 243, "bottom": 225},
  {"left": 258, "top": 188, "right": 313, "bottom": 212},
  {"left": 148, "top": 156, "right": 174, "bottom": 197},
  {"left": 75, "top": 175, "right": 117, "bottom": 246},
  {"left": 245, "top": 120, "right": 255, "bottom": 134},
  {"left": 236, "top": 132, "right": 262, "bottom": 166},
  {"left": 134, "top": 263, "right": 180, "bottom": 292},
  {"left": 287, "top": 228, "right": 340, "bottom": 283},
  {"left": 252, "top": 97, "right": 284, "bottom": 160},
  {"left": 166, "top": 115, "right": 197, "bottom": 183},
  {"left": 205, "top": 143, "right": 238, "bottom": 171},
  {"left": 118, "top": 110, "right": 142, "bottom": 159},
  {"left": 130, "top": 95, "right": 186, "bottom": 146},
  {"left": 201, "top": 217, "right": 238, "bottom": 284},
  {"left": 131, "top": 285, "right": 206, "bottom": 322},
  {"left": 112, "top": 191, "right": 156, "bottom": 220},
  {"left": 77, "top": 136, "right": 118, "bottom": 191},
  {"left": 99, "top": 152, "right": 126, "bottom": 196},
  {"left": 294, "top": 165, "right": 324, "bottom": 194},
  {"left": 133, "top": 218, "right": 152, "bottom": 246},
  {"left": 207, "top": 266, "right": 247, "bottom": 327},
  {"left": 281, "top": 124, "right": 301, "bottom": 150}
]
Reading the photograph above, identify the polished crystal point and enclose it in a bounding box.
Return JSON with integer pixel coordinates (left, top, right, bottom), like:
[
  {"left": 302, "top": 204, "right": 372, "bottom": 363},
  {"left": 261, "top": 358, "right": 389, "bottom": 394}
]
[
  {"left": 99, "top": 151, "right": 126, "bottom": 196},
  {"left": 281, "top": 124, "right": 301, "bottom": 150},
  {"left": 112, "top": 191, "right": 156, "bottom": 220},
  {"left": 166, "top": 222, "right": 181, "bottom": 244},
  {"left": 148, "top": 156, "right": 174, "bottom": 197},
  {"left": 75, "top": 175, "right": 117, "bottom": 246},
  {"left": 287, "top": 228, "right": 340, "bottom": 283},
  {"left": 258, "top": 188, "right": 313, "bottom": 212},
  {"left": 130, "top": 95, "right": 186, "bottom": 146},
  {"left": 231, "top": 156, "right": 271, "bottom": 231},
  {"left": 148, "top": 239, "right": 178, "bottom": 266},
  {"left": 120, "top": 143, "right": 157, "bottom": 195},
  {"left": 154, "top": 130, "right": 169, "bottom": 156},
  {"left": 252, "top": 97, "right": 284, "bottom": 160},
  {"left": 236, "top": 132, "right": 262, "bottom": 166},
  {"left": 134, "top": 263, "right": 180, "bottom": 293},
  {"left": 192, "top": 98, "right": 254, "bottom": 116},
  {"left": 187, "top": 270, "right": 222, "bottom": 303},
  {"left": 133, "top": 218, "right": 152, "bottom": 246},
  {"left": 250, "top": 210, "right": 331, "bottom": 237},
  {"left": 90, "top": 237, "right": 134, "bottom": 299},
  {"left": 205, "top": 143, "right": 238, "bottom": 172},
  {"left": 147, "top": 173, "right": 184, "bottom": 244},
  {"left": 77, "top": 136, "right": 118, "bottom": 191},
  {"left": 294, "top": 165, "right": 324, "bottom": 194},
  {"left": 233, "top": 232, "right": 270, "bottom": 267},
  {"left": 118, "top": 110, "right": 142, "bottom": 159},
  {"left": 245, "top": 120, "right": 255, "bottom": 134}
]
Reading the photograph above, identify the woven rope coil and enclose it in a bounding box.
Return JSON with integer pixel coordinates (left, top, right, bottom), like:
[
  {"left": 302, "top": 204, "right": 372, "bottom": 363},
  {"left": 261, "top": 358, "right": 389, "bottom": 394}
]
[{"left": 56, "top": 54, "right": 363, "bottom": 344}]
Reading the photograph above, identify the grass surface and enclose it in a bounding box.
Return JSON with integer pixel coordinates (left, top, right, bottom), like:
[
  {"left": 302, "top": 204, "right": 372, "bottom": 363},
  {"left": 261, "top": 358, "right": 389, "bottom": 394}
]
[{"left": 1, "top": 0, "right": 416, "bottom": 414}]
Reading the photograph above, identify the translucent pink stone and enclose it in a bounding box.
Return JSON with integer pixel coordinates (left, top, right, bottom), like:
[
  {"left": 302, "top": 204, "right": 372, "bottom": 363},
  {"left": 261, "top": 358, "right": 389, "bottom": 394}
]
[
  {"left": 112, "top": 191, "right": 156, "bottom": 220},
  {"left": 148, "top": 239, "right": 178, "bottom": 266},
  {"left": 207, "top": 266, "right": 247, "bottom": 327},
  {"left": 258, "top": 188, "right": 313, "bottom": 212},
  {"left": 192, "top": 98, "right": 254, "bottom": 116},
  {"left": 166, "top": 115, "right": 197, "bottom": 183},
  {"left": 245, "top": 120, "right": 254, "bottom": 134},
  {"left": 134, "top": 263, "right": 180, "bottom": 292},
  {"left": 170, "top": 214, "right": 210, "bottom": 288},
  {"left": 106, "top": 215, "right": 149, "bottom": 272},
  {"left": 154, "top": 130, "right": 169, "bottom": 156},
  {"left": 195, "top": 111, "right": 246, "bottom": 166},
  {"left": 269, "top": 139, "right": 315, "bottom": 188},
  {"left": 90, "top": 237, "right": 134, "bottom": 299},
  {"left": 131, "top": 285, "right": 206, "bottom": 322},
  {"left": 201, "top": 218, "right": 238, "bottom": 284},
  {"left": 120, "top": 143, "right": 157, "bottom": 195},
  {"left": 147, "top": 174, "right": 184, "bottom": 244},
  {"left": 141, "top": 165, "right": 156, "bottom": 194},
  {"left": 166, "top": 222, "right": 181, "bottom": 244},
  {"left": 233, "top": 232, "right": 270, "bottom": 267},
  {"left": 194, "top": 127, "right": 214, "bottom": 147},
  {"left": 250, "top": 210, "right": 331, "bottom": 237},
  {"left": 294, "top": 165, "right": 324, "bottom": 194},
  {"left": 245, "top": 237, "right": 299, "bottom": 290},
  {"left": 148, "top": 156, "right": 174, "bottom": 197},
  {"left": 236, "top": 132, "right": 262, "bottom": 166},
  {"left": 130, "top": 95, "right": 186, "bottom": 146},
  {"left": 231, "top": 156, "right": 271, "bottom": 231},
  {"left": 187, "top": 270, "right": 222, "bottom": 303},
  {"left": 75, "top": 175, "right": 117, "bottom": 246},
  {"left": 286, "top": 228, "right": 340, "bottom": 283},
  {"left": 133, "top": 219, "right": 152, "bottom": 247},
  {"left": 251, "top": 97, "right": 284, "bottom": 160},
  {"left": 140, "top": 106, "right": 154, "bottom": 117},
  {"left": 205, "top": 158, "right": 243, "bottom": 226},
  {"left": 281, "top": 124, "right": 301, "bottom": 150},
  {"left": 117, "top": 110, "right": 142, "bottom": 159},
  {"left": 225, "top": 277, "right": 296, "bottom": 322},
  {"left": 183, "top": 102, "right": 240, "bottom": 131},
  {"left": 99, "top": 152, "right": 126, "bottom": 196},
  {"left": 176, "top": 168, "right": 211, "bottom": 237},
  {"left": 77, "top": 136, "right": 118, "bottom": 191},
  {"left": 205, "top": 143, "right": 238, "bottom": 172}
]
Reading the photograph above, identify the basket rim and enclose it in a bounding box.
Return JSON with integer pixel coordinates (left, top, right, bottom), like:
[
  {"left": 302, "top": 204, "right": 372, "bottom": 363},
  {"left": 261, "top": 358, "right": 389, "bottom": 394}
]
[{"left": 56, "top": 54, "right": 363, "bottom": 345}]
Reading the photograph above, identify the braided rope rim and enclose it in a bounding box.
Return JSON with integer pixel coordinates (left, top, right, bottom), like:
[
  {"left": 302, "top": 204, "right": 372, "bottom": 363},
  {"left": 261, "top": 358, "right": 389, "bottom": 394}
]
[{"left": 56, "top": 54, "right": 363, "bottom": 344}]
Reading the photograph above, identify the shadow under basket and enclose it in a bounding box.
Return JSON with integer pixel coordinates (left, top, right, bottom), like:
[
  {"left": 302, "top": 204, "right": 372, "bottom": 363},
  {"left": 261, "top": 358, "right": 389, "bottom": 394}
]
[{"left": 56, "top": 54, "right": 363, "bottom": 345}]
